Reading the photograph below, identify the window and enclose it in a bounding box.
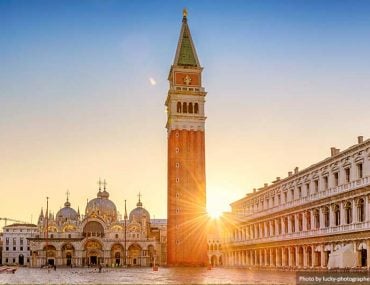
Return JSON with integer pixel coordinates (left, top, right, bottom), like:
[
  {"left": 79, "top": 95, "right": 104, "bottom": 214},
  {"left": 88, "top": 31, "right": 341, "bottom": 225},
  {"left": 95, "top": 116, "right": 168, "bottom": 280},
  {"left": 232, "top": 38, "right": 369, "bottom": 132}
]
[
  {"left": 323, "top": 207, "right": 330, "bottom": 228},
  {"left": 334, "top": 172, "right": 339, "bottom": 187},
  {"left": 298, "top": 214, "right": 303, "bottom": 231},
  {"left": 20, "top": 246, "right": 23, "bottom": 251},
  {"left": 6, "top": 237, "right": 9, "bottom": 245},
  {"left": 68, "top": 234, "right": 71, "bottom": 238},
  {"left": 182, "top": 102, "right": 187, "bottom": 113},
  {"left": 323, "top": 176, "right": 328, "bottom": 190},
  {"left": 188, "top": 102, "right": 193, "bottom": 113},
  {"left": 6, "top": 247, "right": 9, "bottom": 251},
  {"left": 5, "top": 258, "right": 8, "bottom": 263},
  {"left": 291, "top": 189, "right": 294, "bottom": 201},
  {"left": 194, "top": 103, "right": 199, "bottom": 114},
  {"left": 13, "top": 238, "right": 16, "bottom": 244},
  {"left": 284, "top": 217, "right": 288, "bottom": 233},
  {"left": 115, "top": 234, "right": 119, "bottom": 238},
  {"left": 358, "top": 163, "right": 363, "bottom": 179},
  {"left": 13, "top": 247, "right": 16, "bottom": 251},
  {"left": 345, "top": 202, "right": 352, "bottom": 224},
  {"left": 291, "top": 216, "right": 295, "bottom": 232},
  {"left": 345, "top": 168, "right": 350, "bottom": 183},
  {"left": 314, "top": 180, "right": 318, "bottom": 193},
  {"left": 20, "top": 238, "right": 23, "bottom": 245},
  {"left": 358, "top": 199, "right": 365, "bottom": 222},
  {"left": 314, "top": 210, "right": 320, "bottom": 229},
  {"left": 306, "top": 183, "right": 310, "bottom": 195},
  {"left": 306, "top": 212, "right": 311, "bottom": 230},
  {"left": 298, "top": 187, "right": 302, "bottom": 198},
  {"left": 278, "top": 194, "right": 281, "bottom": 205},
  {"left": 177, "top": 102, "right": 182, "bottom": 113},
  {"left": 13, "top": 258, "right": 15, "bottom": 263},
  {"left": 334, "top": 205, "right": 340, "bottom": 226}
]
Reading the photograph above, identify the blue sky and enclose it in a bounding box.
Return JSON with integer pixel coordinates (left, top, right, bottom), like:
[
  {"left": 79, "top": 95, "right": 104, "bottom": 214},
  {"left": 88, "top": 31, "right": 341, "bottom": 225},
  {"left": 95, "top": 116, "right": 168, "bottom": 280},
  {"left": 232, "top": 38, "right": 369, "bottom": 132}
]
[{"left": 1, "top": 0, "right": 370, "bottom": 221}]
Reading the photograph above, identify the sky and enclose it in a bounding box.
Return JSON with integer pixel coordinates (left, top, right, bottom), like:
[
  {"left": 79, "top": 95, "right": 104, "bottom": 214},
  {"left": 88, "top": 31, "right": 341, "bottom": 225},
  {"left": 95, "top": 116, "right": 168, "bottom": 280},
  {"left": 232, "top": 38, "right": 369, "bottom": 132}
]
[{"left": 1, "top": 0, "right": 370, "bottom": 224}]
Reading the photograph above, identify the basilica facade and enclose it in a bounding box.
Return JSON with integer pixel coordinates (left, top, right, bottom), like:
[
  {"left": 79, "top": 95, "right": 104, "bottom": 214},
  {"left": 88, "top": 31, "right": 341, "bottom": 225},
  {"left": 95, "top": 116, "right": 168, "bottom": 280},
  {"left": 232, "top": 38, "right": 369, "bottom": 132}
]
[
  {"left": 28, "top": 183, "right": 166, "bottom": 267},
  {"left": 223, "top": 137, "right": 370, "bottom": 269}
]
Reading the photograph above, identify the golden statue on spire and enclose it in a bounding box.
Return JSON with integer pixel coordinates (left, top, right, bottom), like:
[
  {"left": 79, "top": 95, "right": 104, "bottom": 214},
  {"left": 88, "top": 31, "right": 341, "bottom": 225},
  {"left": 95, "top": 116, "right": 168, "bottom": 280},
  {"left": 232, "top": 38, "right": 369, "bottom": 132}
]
[{"left": 183, "top": 8, "right": 188, "bottom": 18}]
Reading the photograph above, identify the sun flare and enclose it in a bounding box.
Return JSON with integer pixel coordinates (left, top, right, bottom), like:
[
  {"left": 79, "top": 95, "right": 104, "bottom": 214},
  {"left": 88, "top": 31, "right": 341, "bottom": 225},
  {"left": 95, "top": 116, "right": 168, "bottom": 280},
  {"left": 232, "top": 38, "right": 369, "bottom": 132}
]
[{"left": 207, "top": 207, "right": 223, "bottom": 219}]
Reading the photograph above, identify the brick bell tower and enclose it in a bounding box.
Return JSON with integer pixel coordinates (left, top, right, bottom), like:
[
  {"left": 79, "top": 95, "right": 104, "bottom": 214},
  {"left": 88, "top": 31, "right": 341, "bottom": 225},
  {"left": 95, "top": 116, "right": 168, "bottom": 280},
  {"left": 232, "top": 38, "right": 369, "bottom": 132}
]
[{"left": 166, "top": 9, "right": 208, "bottom": 266}]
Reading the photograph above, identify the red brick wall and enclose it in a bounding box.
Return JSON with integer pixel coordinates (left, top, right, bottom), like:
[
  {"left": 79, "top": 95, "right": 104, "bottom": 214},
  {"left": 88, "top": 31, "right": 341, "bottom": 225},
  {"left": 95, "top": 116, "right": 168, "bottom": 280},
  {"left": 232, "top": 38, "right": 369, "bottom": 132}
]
[{"left": 167, "top": 129, "right": 208, "bottom": 266}]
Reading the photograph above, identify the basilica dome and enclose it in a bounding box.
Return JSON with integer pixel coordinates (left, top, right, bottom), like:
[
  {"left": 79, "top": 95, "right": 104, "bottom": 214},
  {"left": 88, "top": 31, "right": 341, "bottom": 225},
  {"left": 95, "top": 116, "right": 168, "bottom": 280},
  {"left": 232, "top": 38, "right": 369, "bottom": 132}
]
[
  {"left": 129, "top": 198, "right": 150, "bottom": 221},
  {"left": 56, "top": 200, "right": 79, "bottom": 222},
  {"left": 85, "top": 188, "right": 117, "bottom": 222}
]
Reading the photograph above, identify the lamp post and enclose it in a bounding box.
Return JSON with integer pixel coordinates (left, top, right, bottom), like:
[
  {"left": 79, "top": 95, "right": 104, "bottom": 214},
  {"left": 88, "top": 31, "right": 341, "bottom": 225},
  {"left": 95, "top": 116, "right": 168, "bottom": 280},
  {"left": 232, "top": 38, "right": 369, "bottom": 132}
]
[
  {"left": 45, "top": 196, "right": 49, "bottom": 266},
  {"left": 124, "top": 199, "right": 127, "bottom": 266}
]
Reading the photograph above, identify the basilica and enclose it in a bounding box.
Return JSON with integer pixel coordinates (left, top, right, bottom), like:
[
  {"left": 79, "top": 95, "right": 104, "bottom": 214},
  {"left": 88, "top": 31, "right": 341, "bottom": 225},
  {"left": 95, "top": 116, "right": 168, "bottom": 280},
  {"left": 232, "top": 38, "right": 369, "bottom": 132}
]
[{"left": 28, "top": 182, "right": 167, "bottom": 267}]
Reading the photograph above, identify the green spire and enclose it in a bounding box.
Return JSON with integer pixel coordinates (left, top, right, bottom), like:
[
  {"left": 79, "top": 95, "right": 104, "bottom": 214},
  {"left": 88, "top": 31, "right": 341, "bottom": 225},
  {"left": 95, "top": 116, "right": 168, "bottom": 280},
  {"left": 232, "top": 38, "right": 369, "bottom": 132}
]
[{"left": 174, "top": 9, "right": 200, "bottom": 67}]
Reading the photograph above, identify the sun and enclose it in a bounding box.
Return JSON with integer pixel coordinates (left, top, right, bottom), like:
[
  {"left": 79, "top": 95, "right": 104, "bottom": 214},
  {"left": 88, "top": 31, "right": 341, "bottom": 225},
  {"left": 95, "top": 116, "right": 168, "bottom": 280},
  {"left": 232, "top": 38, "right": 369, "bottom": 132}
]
[{"left": 207, "top": 207, "right": 223, "bottom": 219}]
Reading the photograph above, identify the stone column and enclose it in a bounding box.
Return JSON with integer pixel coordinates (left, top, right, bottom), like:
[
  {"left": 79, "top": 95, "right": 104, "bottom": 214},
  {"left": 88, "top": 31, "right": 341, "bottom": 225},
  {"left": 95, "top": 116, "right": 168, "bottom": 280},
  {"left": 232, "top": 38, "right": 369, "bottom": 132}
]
[
  {"left": 320, "top": 208, "right": 325, "bottom": 229},
  {"left": 353, "top": 198, "right": 358, "bottom": 223},
  {"left": 340, "top": 201, "right": 345, "bottom": 226},
  {"left": 367, "top": 240, "right": 370, "bottom": 269},
  {"left": 365, "top": 195, "right": 369, "bottom": 222},
  {"left": 321, "top": 247, "right": 326, "bottom": 268},
  {"left": 329, "top": 204, "right": 335, "bottom": 227},
  {"left": 303, "top": 212, "right": 307, "bottom": 231}
]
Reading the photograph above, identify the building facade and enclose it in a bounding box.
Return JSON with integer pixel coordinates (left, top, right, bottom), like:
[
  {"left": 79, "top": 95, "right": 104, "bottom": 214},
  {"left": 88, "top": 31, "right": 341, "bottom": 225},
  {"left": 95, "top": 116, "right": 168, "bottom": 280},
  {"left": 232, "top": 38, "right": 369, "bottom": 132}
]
[
  {"left": 166, "top": 10, "right": 208, "bottom": 266},
  {"left": 2, "top": 223, "right": 38, "bottom": 266},
  {"left": 28, "top": 183, "right": 166, "bottom": 267},
  {"left": 223, "top": 137, "right": 370, "bottom": 269}
]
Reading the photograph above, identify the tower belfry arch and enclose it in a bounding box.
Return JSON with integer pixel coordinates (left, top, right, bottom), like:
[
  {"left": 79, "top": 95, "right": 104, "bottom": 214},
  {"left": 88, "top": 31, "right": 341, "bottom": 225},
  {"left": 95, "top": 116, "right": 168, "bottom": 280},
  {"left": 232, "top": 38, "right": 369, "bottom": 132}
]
[{"left": 165, "top": 9, "right": 208, "bottom": 266}]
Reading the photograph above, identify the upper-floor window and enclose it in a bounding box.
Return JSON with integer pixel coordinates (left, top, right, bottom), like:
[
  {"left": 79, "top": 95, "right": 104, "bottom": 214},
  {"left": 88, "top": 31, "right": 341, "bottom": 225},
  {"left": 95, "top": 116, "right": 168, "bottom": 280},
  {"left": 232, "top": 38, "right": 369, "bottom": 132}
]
[
  {"left": 314, "top": 180, "right": 319, "bottom": 193},
  {"left": 278, "top": 194, "right": 281, "bottom": 205},
  {"left": 344, "top": 201, "right": 352, "bottom": 224},
  {"left": 183, "top": 102, "right": 187, "bottom": 113},
  {"left": 323, "top": 207, "right": 330, "bottom": 228},
  {"left": 306, "top": 212, "right": 311, "bottom": 230},
  {"left": 298, "top": 187, "right": 302, "bottom": 198},
  {"left": 188, "top": 102, "right": 193, "bottom": 113},
  {"left": 177, "top": 102, "right": 181, "bottom": 113},
  {"left": 6, "top": 237, "right": 9, "bottom": 245},
  {"left": 334, "top": 204, "right": 340, "bottom": 226},
  {"left": 314, "top": 210, "right": 320, "bottom": 229},
  {"left": 194, "top": 103, "right": 199, "bottom": 114},
  {"left": 284, "top": 192, "right": 287, "bottom": 203},
  {"left": 357, "top": 163, "right": 363, "bottom": 179},
  {"left": 358, "top": 198, "right": 365, "bottom": 222},
  {"left": 323, "top": 176, "right": 328, "bottom": 190},
  {"left": 306, "top": 183, "right": 310, "bottom": 195},
  {"left": 334, "top": 172, "right": 339, "bottom": 187},
  {"left": 20, "top": 238, "right": 23, "bottom": 245},
  {"left": 290, "top": 189, "right": 294, "bottom": 201},
  {"left": 12, "top": 238, "right": 16, "bottom": 245},
  {"left": 345, "top": 168, "right": 350, "bottom": 183}
]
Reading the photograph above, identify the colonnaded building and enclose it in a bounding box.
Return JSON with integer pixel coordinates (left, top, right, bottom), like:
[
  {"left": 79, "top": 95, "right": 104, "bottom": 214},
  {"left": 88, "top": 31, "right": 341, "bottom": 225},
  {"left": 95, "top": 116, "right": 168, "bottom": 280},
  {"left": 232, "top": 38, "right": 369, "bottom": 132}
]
[
  {"left": 28, "top": 182, "right": 167, "bottom": 267},
  {"left": 223, "top": 136, "right": 370, "bottom": 269}
]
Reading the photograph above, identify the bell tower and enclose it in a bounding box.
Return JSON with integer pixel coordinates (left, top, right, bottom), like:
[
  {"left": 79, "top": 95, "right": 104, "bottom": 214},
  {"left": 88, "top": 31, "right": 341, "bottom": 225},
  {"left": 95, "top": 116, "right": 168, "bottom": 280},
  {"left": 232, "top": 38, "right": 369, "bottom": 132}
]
[{"left": 166, "top": 9, "right": 208, "bottom": 266}]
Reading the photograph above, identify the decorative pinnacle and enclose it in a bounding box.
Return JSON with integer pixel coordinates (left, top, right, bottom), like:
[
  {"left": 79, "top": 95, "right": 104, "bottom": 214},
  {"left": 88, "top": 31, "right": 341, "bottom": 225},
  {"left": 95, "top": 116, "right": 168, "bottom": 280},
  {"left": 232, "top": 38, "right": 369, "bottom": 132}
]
[
  {"left": 66, "top": 190, "right": 70, "bottom": 202},
  {"left": 98, "top": 178, "right": 102, "bottom": 191},
  {"left": 183, "top": 8, "right": 188, "bottom": 22}
]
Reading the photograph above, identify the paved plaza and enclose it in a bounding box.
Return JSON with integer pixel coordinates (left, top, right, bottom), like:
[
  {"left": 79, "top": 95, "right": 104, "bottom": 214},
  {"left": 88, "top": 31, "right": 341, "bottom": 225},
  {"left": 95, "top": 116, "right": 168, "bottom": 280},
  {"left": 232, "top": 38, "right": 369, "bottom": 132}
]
[{"left": 0, "top": 267, "right": 296, "bottom": 284}]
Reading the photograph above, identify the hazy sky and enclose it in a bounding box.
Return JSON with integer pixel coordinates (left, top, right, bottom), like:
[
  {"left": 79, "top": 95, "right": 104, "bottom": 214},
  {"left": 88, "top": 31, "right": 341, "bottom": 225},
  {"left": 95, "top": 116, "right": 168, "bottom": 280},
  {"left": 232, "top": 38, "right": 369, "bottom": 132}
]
[{"left": 1, "top": 0, "right": 370, "bottom": 223}]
